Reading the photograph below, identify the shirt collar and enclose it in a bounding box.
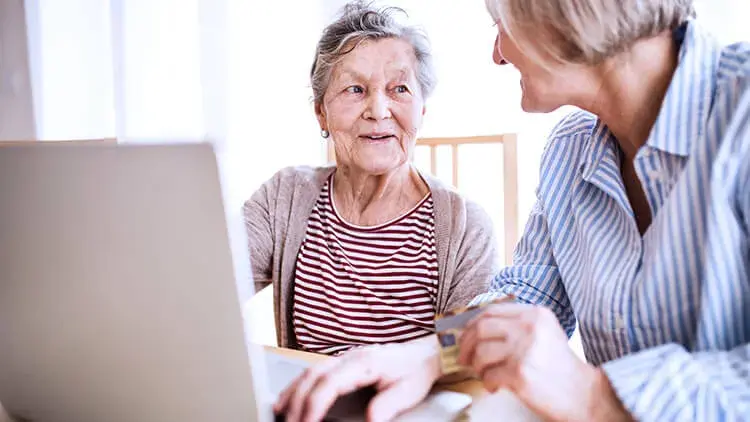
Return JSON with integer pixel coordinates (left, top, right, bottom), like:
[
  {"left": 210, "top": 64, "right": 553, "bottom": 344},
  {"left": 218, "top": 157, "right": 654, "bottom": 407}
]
[
  {"left": 581, "top": 119, "right": 618, "bottom": 182},
  {"left": 644, "top": 20, "right": 722, "bottom": 157}
]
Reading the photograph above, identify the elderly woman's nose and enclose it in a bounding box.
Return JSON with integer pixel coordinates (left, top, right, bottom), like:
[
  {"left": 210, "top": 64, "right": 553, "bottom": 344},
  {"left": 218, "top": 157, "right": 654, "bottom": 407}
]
[
  {"left": 493, "top": 34, "right": 508, "bottom": 65},
  {"left": 364, "top": 91, "right": 392, "bottom": 120}
]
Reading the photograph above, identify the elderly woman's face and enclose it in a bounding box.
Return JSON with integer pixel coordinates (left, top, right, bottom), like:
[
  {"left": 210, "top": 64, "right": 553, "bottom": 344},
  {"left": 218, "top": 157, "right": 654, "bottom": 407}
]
[
  {"left": 317, "top": 38, "right": 425, "bottom": 174},
  {"left": 493, "top": 22, "right": 590, "bottom": 112}
]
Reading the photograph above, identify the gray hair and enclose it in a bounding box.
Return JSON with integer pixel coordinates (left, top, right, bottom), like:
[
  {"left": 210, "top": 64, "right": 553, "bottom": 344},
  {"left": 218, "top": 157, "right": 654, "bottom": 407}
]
[
  {"left": 485, "top": 0, "right": 695, "bottom": 65},
  {"left": 310, "top": 1, "right": 437, "bottom": 106}
]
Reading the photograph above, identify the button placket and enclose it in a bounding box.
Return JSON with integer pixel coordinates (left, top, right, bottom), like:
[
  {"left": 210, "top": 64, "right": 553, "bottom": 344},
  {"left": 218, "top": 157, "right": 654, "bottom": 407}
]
[{"left": 635, "top": 152, "right": 665, "bottom": 215}]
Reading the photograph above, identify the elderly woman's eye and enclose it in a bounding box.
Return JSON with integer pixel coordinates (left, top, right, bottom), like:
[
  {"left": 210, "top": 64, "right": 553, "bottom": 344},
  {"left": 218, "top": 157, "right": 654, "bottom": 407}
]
[
  {"left": 395, "top": 85, "right": 409, "bottom": 94},
  {"left": 346, "top": 86, "right": 364, "bottom": 94}
]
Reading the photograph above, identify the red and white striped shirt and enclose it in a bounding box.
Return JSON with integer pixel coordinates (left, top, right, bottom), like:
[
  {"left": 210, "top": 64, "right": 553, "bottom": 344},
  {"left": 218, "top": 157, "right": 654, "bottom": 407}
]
[{"left": 292, "top": 176, "right": 439, "bottom": 355}]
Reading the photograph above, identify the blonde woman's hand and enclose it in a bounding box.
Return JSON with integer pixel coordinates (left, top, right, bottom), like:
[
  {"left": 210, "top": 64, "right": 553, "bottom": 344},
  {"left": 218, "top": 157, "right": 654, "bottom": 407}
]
[{"left": 458, "top": 303, "right": 633, "bottom": 422}]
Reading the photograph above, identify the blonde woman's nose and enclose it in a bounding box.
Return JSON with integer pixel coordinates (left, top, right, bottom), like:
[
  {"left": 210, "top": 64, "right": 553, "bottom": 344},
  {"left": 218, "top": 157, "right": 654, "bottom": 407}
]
[{"left": 493, "top": 34, "right": 508, "bottom": 65}]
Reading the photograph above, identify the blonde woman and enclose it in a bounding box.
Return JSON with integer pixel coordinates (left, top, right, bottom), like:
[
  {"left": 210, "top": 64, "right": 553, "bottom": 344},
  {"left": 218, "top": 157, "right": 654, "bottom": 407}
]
[{"left": 276, "top": 0, "right": 750, "bottom": 421}]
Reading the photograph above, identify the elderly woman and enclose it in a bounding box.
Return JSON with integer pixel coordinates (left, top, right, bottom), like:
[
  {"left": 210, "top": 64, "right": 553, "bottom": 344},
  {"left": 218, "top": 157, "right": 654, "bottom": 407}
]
[
  {"left": 243, "top": 2, "right": 499, "bottom": 356},
  {"left": 276, "top": 0, "right": 750, "bottom": 421}
]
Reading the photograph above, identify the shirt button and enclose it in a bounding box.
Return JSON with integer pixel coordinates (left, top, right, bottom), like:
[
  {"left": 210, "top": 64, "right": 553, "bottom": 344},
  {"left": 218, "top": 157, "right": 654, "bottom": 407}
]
[{"left": 615, "top": 314, "right": 626, "bottom": 330}]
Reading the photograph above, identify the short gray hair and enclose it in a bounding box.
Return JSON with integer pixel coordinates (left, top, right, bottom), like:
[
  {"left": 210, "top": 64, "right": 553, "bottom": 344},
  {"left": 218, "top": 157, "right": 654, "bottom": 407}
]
[
  {"left": 486, "top": 0, "right": 695, "bottom": 65},
  {"left": 310, "top": 1, "right": 436, "bottom": 106}
]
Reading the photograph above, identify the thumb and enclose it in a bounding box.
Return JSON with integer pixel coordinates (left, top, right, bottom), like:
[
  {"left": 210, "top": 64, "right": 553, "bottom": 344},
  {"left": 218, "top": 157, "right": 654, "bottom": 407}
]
[{"left": 366, "top": 378, "right": 432, "bottom": 422}]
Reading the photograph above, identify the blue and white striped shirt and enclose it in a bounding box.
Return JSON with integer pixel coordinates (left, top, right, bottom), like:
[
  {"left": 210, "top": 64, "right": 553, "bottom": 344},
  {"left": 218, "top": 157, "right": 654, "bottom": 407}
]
[{"left": 474, "top": 21, "right": 750, "bottom": 420}]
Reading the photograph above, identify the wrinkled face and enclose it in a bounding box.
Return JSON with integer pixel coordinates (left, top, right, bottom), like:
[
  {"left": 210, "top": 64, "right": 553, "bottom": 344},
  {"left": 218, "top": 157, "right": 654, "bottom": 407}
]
[
  {"left": 317, "top": 38, "right": 426, "bottom": 175},
  {"left": 492, "top": 21, "right": 588, "bottom": 113}
]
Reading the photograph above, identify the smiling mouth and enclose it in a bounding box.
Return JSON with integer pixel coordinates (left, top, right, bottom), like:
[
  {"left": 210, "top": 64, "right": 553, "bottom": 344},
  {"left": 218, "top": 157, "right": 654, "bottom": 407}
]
[{"left": 360, "top": 134, "right": 395, "bottom": 142}]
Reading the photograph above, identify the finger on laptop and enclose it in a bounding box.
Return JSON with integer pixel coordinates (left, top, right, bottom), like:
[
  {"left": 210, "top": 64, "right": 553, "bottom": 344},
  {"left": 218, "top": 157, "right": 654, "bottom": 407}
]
[
  {"left": 298, "top": 358, "right": 381, "bottom": 422},
  {"left": 275, "top": 357, "right": 340, "bottom": 418},
  {"left": 367, "top": 374, "right": 433, "bottom": 422},
  {"left": 273, "top": 378, "right": 296, "bottom": 414}
]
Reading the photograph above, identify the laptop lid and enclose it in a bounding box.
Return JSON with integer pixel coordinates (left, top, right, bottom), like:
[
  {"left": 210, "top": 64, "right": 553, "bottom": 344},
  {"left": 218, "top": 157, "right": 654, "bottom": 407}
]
[{"left": 0, "top": 143, "right": 272, "bottom": 422}]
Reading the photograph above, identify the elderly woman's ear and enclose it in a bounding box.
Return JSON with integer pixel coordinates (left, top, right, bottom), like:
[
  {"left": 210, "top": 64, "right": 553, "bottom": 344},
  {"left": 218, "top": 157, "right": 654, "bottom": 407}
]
[{"left": 314, "top": 102, "right": 328, "bottom": 138}]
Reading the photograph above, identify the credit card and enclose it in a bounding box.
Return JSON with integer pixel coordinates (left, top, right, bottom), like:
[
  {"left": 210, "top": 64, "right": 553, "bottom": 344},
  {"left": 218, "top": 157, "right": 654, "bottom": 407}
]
[{"left": 434, "top": 295, "right": 515, "bottom": 375}]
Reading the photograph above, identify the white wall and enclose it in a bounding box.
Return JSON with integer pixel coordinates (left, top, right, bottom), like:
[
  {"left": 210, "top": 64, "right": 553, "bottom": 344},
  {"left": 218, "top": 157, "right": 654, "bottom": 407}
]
[
  {"left": 117, "top": 0, "right": 205, "bottom": 140},
  {"left": 696, "top": 0, "right": 750, "bottom": 44},
  {"left": 223, "top": 0, "right": 324, "bottom": 212}
]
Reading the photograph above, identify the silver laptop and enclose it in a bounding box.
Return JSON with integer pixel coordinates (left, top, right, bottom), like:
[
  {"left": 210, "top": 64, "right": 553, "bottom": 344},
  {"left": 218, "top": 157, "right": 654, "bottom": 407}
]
[{"left": 0, "top": 143, "right": 470, "bottom": 422}]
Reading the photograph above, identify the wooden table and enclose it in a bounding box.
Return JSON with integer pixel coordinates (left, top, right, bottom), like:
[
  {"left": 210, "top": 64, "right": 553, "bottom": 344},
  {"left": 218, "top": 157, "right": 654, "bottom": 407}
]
[{"left": 264, "top": 345, "right": 487, "bottom": 399}]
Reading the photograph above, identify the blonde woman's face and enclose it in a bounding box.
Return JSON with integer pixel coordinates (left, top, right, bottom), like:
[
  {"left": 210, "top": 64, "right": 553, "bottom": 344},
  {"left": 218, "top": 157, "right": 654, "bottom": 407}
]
[
  {"left": 492, "top": 22, "right": 590, "bottom": 113},
  {"left": 317, "top": 38, "right": 426, "bottom": 175}
]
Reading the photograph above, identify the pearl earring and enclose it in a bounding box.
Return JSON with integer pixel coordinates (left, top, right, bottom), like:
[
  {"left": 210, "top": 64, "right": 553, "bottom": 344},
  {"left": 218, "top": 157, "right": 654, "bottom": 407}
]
[{"left": 320, "top": 129, "right": 330, "bottom": 139}]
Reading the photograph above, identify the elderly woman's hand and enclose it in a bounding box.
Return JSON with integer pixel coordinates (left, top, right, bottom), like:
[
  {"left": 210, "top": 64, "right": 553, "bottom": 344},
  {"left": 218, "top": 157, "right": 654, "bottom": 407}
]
[
  {"left": 458, "top": 303, "right": 634, "bottom": 422},
  {"left": 274, "top": 336, "right": 442, "bottom": 422}
]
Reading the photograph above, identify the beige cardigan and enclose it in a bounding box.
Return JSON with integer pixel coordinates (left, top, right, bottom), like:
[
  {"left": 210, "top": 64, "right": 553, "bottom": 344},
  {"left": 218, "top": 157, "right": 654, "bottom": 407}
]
[{"left": 243, "top": 166, "right": 501, "bottom": 348}]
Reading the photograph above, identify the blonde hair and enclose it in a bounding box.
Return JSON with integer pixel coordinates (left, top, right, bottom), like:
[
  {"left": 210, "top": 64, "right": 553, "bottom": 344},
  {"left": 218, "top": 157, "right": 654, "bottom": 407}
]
[{"left": 485, "top": 0, "right": 695, "bottom": 65}]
